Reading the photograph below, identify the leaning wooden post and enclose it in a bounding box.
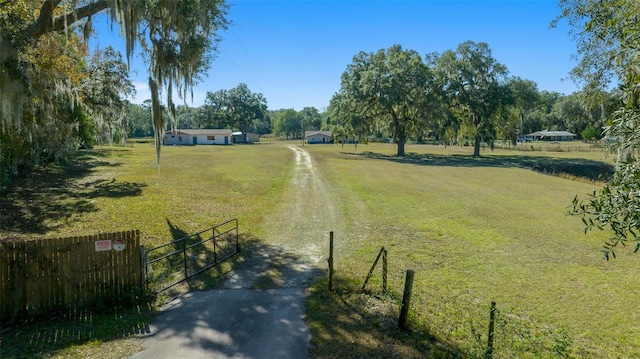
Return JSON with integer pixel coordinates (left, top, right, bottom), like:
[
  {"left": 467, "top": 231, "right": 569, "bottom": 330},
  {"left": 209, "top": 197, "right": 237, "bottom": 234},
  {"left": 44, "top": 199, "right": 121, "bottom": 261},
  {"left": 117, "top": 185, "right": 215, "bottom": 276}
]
[
  {"left": 382, "top": 248, "right": 387, "bottom": 293},
  {"left": 398, "top": 269, "right": 415, "bottom": 329},
  {"left": 362, "top": 247, "right": 384, "bottom": 291},
  {"left": 486, "top": 301, "right": 497, "bottom": 359},
  {"left": 328, "top": 231, "right": 334, "bottom": 291}
]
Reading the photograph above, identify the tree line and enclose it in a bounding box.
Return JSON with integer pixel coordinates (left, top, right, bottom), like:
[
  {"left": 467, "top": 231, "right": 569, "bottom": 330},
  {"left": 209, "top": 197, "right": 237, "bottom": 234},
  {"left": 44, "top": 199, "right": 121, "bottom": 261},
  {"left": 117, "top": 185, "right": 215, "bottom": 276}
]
[
  {"left": 126, "top": 74, "right": 615, "bottom": 153},
  {"left": 128, "top": 43, "right": 617, "bottom": 156},
  {"left": 124, "top": 84, "right": 325, "bottom": 140},
  {"left": 327, "top": 41, "right": 619, "bottom": 157},
  {"left": 0, "top": 1, "right": 615, "bottom": 186}
]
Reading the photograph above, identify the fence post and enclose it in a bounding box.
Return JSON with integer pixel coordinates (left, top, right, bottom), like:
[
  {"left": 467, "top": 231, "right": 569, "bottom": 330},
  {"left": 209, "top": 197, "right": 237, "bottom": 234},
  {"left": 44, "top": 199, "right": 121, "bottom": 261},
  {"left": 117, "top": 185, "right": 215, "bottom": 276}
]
[
  {"left": 213, "top": 227, "right": 217, "bottom": 264},
  {"left": 183, "top": 238, "right": 188, "bottom": 281},
  {"left": 398, "top": 269, "right": 415, "bottom": 329},
  {"left": 486, "top": 301, "right": 497, "bottom": 359},
  {"left": 140, "top": 245, "right": 147, "bottom": 291},
  {"left": 328, "top": 231, "right": 334, "bottom": 291},
  {"left": 382, "top": 248, "right": 387, "bottom": 293},
  {"left": 235, "top": 218, "right": 240, "bottom": 252}
]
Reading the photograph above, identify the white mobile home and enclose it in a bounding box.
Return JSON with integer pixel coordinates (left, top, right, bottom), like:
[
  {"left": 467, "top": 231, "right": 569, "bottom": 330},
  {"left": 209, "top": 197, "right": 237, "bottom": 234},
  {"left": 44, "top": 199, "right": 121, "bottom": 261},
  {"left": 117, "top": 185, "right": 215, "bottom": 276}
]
[
  {"left": 524, "top": 130, "right": 577, "bottom": 142},
  {"left": 305, "top": 131, "right": 332, "bottom": 144},
  {"left": 163, "top": 129, "right": 232, "bottom": 145}
]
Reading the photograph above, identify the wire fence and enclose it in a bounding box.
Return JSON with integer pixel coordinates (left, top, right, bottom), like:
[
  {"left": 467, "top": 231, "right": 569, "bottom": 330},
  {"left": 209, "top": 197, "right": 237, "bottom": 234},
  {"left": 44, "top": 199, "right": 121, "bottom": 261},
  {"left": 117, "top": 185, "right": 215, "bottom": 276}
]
[{"left": 332, "top": 240, "right": 596, "bottom": 358}]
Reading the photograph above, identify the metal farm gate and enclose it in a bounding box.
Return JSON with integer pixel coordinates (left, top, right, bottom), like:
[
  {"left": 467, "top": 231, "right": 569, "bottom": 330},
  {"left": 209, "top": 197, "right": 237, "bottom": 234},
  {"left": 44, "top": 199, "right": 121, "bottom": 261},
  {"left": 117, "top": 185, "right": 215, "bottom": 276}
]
[{"left": 144, "top": 219, "right": 240, "bottom": 293}]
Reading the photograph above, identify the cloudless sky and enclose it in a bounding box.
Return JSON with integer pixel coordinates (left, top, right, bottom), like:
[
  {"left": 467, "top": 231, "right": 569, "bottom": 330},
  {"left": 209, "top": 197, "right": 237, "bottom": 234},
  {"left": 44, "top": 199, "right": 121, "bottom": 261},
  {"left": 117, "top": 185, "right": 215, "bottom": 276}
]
[{"left": 93, "top": 0, "right": 579, "bottom": 111}]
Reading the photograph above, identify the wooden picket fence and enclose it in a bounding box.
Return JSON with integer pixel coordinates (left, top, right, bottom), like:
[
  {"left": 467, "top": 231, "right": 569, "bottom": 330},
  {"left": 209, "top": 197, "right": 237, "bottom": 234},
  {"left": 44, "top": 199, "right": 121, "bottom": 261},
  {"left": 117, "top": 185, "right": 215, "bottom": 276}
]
[{"left": 0, "top": 231, "right": 144, "bottom": 319}]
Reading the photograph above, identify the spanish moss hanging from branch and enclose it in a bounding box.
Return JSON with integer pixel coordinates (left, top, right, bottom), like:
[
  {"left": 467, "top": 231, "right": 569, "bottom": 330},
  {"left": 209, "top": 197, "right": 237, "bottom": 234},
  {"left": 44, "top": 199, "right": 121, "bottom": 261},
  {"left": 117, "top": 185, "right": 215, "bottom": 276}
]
[{"left": 0, "top": 0, "right": 229, "bottom": 177}]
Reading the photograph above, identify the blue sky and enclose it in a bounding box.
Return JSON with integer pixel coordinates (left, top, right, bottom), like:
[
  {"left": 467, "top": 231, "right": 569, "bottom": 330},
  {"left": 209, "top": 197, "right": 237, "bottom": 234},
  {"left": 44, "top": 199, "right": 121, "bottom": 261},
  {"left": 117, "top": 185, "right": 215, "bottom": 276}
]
[{"left": 93, "top": 0, "right": 578, "bottom": 111}]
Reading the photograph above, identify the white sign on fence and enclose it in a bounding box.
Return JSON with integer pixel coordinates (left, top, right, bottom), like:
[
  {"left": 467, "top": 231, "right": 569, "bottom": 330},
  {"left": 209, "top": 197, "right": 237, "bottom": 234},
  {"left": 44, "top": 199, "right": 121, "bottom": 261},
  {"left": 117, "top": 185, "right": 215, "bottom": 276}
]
[
  {"left": 95, "top": 240, "right": 112, "bottom": 252},
  {"left": 113, "top": 239, "right": 126, "bottom": 252}
]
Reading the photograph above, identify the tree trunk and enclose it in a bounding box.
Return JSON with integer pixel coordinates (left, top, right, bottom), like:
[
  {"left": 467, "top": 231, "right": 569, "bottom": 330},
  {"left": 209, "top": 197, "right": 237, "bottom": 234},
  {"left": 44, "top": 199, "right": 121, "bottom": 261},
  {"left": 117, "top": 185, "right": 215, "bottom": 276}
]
[
  {"left": 397, "top": 140, "right": 406, "bottom": 157},
  {"left": 473, "top": 136, "right": 481, "bottom": 157}
]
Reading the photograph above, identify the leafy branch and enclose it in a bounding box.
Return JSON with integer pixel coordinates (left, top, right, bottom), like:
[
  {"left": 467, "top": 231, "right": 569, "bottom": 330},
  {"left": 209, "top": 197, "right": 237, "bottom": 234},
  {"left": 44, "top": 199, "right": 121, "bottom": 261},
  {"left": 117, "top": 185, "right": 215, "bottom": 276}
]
[{"left": 571, "top": 161, "right": 640, "bottom": 260}]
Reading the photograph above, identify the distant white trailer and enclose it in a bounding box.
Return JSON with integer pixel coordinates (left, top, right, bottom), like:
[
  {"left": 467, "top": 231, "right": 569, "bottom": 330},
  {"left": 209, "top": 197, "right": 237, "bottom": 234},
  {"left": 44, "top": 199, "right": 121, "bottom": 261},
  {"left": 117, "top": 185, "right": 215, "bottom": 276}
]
[
  {"left": 524, "top": 130, "right": 577, "bottom": 142},
  {"left": 163, "top": 129, "right": 232, "bottom": 145}
]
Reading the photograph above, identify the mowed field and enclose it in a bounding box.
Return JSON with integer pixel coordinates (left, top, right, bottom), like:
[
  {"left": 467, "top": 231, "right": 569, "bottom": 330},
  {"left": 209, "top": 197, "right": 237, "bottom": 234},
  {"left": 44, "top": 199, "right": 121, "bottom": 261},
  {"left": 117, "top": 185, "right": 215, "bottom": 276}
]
[
  {"left": 2, "top": 141, "right": 638, "bottom": 358},
  {"left": 307, "top": 143, "right": 637, "bottom": 358}
]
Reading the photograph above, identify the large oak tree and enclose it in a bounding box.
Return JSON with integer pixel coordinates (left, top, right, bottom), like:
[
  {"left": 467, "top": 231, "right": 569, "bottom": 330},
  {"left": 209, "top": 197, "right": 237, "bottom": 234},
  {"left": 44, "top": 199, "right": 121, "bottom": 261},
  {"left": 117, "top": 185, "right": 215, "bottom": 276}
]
[
  {"left": 335, "top": 44, "right": 436, "bottom": 156},
  {"left": 437, "top": 41, "right": 510, "bottom": 157},
  {"left": 201, "top": 83, "right": 267, "bottom": 142},
  {"left": 0, "top": 0, "right": 229, "bottom": 168}
]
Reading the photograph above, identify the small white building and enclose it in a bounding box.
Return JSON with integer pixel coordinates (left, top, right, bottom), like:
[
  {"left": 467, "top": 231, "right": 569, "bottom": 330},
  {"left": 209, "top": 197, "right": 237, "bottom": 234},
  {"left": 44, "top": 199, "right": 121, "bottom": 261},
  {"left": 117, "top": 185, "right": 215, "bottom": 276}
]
[
  {"left": 163, "top": 129, "right": 232, "bottom": 145},
  {"left": 305, "top": 131, "right": 332, "bottom": 144}
]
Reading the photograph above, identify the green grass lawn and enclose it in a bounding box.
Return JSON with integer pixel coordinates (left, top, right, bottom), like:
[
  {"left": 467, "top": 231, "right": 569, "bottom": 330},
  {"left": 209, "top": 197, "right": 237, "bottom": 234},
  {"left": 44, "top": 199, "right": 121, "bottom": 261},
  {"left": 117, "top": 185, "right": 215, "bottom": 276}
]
[
  {"left": 1, "top": 143, "right": 293, "bottom": 245},
  {"left": 307, "top": 143, "right": 634, "bottom": 358},
  {"left": 2, "top": 141, "right": 636, "bottom": 358}
]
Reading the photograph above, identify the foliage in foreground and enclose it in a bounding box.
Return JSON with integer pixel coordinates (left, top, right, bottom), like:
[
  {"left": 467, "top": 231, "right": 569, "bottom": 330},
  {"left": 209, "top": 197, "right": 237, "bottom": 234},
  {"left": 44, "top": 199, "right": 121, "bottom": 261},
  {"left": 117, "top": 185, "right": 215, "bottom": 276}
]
[
  {"left": 572, "top": 161, "right": 640, "bottom": 259},
  {"left": 559, "top": 0, "right": 640, "bottom": 256}
]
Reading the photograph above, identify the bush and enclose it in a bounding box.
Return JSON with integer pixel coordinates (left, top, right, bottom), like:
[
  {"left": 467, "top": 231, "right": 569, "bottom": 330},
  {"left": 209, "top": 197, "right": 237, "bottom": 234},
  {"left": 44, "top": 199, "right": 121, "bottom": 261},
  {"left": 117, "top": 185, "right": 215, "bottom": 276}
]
[{"left": 581, "top": 124, "right": 601, "bottom": 141}]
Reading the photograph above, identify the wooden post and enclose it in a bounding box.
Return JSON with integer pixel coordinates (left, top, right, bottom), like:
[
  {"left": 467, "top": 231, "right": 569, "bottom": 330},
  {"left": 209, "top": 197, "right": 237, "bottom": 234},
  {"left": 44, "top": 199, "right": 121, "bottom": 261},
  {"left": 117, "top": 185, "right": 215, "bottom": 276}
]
[
  {"left": 382, "top": 248, "right": 387, "bottom": 293},
  {"left": 183, "top": 238, "right": 188, "bottom": 281},
  {"left": 235, "top": 219, "right": 241, "bottom": 252},
  {"left": 328, "top": 231, "right": 334, "bottom": 291},
  {"left": 362, "top": 247, "right": 384, "bottom": 291},
  {"left": 213, "top": 227, "right": 218, "bottom": 264},
  {"left": 486, "top": 301, "right": 497, "bottom": 359},
  {"left": 398, "top": 269, "right": 415, "bottom": 329},
  {"left": 140, "top": 245, "right": 147, "bottom": 291}
]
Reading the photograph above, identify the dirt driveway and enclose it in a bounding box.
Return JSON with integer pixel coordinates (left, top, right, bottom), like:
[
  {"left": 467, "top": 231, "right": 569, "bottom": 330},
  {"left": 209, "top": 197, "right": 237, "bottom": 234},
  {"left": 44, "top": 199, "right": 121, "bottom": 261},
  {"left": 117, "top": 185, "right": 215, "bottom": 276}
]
[
  {"left": 132, "top": 145, "right": 341, "bottom": 359},
  {"left": 221, "top": 144, "right": 343, "bottom": 289}
]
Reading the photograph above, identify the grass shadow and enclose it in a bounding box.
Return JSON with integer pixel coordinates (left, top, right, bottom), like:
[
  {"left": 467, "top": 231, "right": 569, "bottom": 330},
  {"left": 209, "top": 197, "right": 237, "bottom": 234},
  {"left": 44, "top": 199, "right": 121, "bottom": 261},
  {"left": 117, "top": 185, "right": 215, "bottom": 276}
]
[
  {"left": 0, "top": 304, "right": 154, "bottom": 358},
  {"left": 213, "top": 234, "right": 326, "bottom": 290},
  {"left": 152, "top": 229, "right": 326, "bottom": 293},
  {"left": 307, "top": 279, "right": 467, "bottom": 358},
  {"left": 166, "top": 219, "right": 192, "bottom": 242},
  {"left": 85, "top": 179, "right": 146, "bottom": 198},
  {"left": 0, "top": 149, "right": 146, "bottom": 235},
  {"left": 147, "top": 220, "right": 245, "bottom": 294},
  {"left": 351, "top": 151, "right": 614, "bottom": 183}
]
